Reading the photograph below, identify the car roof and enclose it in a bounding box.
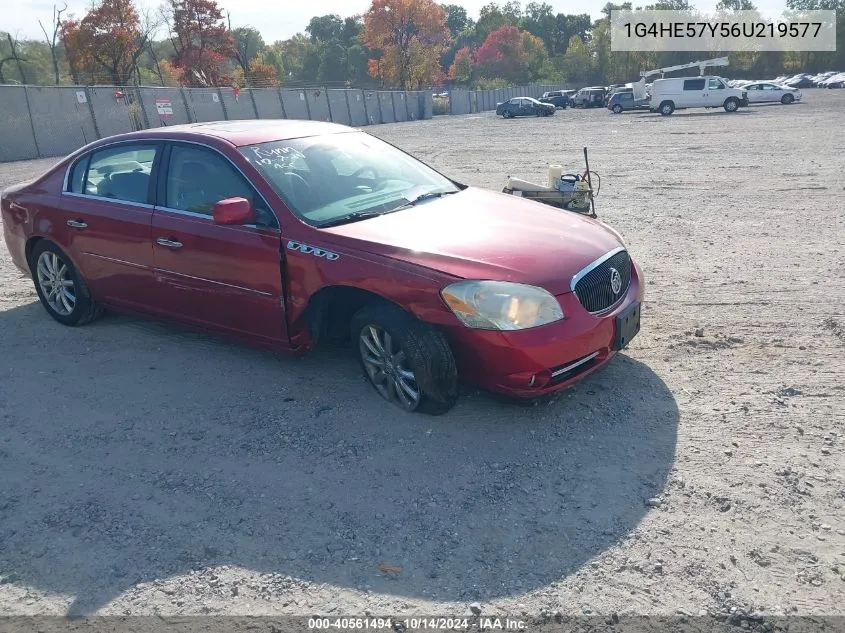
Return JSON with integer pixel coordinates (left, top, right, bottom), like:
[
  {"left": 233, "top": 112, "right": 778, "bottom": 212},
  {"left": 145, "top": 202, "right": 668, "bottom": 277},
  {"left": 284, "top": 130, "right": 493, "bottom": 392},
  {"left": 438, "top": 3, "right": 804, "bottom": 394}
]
[{"left": 113, "top": 119, "right": 356, "bottom": 147}]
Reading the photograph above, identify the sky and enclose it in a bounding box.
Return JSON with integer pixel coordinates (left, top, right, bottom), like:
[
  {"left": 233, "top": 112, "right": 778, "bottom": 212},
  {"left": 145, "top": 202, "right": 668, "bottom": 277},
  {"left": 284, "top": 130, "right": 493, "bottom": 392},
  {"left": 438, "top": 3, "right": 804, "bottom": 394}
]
[{"left": 9, "top": 0, "right": 790, "bottom": 43}]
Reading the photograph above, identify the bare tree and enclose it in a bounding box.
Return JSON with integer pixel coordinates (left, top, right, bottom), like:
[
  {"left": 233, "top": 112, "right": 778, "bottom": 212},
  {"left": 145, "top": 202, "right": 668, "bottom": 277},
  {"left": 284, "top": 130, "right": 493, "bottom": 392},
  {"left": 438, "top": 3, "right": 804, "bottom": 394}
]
[
  {"left": 133, "top": 7, "right": 163, "bottom": 85},
  {"left": 38, "top": 3, "right": 67, "bottom": 85}
]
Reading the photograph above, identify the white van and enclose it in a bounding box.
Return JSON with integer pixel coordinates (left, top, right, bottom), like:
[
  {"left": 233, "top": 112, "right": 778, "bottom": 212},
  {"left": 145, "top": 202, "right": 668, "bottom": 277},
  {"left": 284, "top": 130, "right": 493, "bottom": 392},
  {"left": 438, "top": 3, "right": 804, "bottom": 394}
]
[{"left": 649, "top": 76, "right": 749, "bottom": 115}]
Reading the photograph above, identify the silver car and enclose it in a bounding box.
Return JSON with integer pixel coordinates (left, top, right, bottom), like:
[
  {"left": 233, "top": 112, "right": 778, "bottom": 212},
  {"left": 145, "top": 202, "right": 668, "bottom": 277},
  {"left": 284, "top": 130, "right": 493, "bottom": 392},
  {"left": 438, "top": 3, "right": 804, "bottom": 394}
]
[{"left": 743, "top": 82, "right": 802, "bottom": 104}]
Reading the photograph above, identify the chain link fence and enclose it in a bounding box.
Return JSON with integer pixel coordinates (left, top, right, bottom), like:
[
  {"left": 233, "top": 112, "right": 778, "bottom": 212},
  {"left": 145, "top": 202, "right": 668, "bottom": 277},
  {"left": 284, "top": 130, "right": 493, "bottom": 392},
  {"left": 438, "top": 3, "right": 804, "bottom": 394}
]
[{"left": 0, "top": 83, "right": 566, "bottom": 162}]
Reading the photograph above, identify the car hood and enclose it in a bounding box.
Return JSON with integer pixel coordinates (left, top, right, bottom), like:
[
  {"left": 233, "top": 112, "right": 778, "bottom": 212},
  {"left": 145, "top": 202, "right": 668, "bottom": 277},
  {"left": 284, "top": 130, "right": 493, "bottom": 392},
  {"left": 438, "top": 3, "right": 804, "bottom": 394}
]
[{"left": 322, "top": 187, "right": 624, "bottom": 295}]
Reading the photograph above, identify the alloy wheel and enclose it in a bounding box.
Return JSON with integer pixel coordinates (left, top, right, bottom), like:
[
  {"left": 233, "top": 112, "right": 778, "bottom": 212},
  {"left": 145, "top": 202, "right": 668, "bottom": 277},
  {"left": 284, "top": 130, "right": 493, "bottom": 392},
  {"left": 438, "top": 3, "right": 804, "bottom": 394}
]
[
  {"left": 36, "top": 251, "right": 76, "bottom": 316},
  {"left": 359, "top": 324, "right": 421, "bottom": 411}
]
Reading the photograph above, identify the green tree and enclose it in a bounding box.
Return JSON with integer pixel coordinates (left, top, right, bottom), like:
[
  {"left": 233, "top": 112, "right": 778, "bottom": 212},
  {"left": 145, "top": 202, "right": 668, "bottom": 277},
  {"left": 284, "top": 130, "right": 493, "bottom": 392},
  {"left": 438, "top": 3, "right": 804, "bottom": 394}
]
[
  {"left": 715, "top": 0, "right": 757, "bottom": 9},
  {"left": 440, "top": 4, "right": 470, "bottom": 37},
  {"left": 230, "top": 26, "right": 266, "bottom": 84},
  {"left": 307, "top": 14, "right": 344, "bottom": 42}
]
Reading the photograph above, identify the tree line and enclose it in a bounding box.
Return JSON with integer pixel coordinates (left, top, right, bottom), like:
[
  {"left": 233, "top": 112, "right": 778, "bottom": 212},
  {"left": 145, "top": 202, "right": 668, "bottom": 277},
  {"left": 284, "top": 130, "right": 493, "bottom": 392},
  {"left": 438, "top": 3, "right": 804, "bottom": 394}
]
[{"left": 1, "top": 0, "right": 843, "bottom": 90}]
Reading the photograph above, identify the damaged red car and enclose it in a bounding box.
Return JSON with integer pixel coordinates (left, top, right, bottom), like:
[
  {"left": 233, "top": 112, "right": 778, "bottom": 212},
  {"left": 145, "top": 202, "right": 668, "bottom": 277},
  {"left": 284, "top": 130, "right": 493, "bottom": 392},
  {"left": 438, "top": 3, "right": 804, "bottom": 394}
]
[{"left": 1, "top": 121, "right": 644, "bottom": 414}]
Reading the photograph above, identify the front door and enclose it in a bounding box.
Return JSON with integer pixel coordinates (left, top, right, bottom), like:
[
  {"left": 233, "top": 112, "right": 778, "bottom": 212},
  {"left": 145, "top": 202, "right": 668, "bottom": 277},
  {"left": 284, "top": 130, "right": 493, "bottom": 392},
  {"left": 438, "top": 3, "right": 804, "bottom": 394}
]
[
  {"left": 150, "top": 143, "right": 287, "bottom": 346},
  {"left": 705, "top": 77, "right": 727, "bottom": 106}
]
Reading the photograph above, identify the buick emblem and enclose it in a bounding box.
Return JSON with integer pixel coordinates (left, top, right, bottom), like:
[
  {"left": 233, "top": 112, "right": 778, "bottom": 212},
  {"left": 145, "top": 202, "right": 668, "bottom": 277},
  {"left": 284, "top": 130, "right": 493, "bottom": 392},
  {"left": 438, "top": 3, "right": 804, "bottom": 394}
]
[{"left": 609, "top": 267, "right": 622, "bottom": 295}]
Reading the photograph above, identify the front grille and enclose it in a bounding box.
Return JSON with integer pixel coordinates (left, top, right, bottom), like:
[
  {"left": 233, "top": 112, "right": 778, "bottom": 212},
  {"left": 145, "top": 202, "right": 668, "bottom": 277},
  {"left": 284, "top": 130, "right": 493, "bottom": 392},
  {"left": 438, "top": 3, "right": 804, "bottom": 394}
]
[{"left": 572, "top": 249, "right": 632, "bottom": 313}]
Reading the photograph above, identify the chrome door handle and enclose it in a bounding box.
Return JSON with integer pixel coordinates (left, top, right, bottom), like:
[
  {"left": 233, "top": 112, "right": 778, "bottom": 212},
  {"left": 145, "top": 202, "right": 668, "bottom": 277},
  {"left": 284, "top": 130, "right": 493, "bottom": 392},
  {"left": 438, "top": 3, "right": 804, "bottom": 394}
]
[
  {"left": 67, "top": 219, "right": 87, "bottom": 229},
  {"left": 156, "top": 237, "right": 183, "bottom": 248}
]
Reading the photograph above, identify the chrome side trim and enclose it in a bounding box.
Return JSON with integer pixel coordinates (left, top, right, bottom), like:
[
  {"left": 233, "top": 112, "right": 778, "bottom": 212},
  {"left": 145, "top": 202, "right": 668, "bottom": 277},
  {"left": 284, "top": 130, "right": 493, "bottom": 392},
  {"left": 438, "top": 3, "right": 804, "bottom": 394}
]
[
  {"left": 551, "top": 351, "right": 599, "bottom": 378},
  {"left": 153, "top": 268, "right": 275, "bottom": 297},
  {"left": 83, "top": 252, "right": 148, "bottom": 270},
  {"left": 569, "top": 246, "right": 627, "bottom": 292},
  {"left": 155, "top": 205, "right": 214, "bottom": 221},
  {"left": 64, "top": 191, "right": 155, "bottom": 210},
  {"left": 153, "top": 205, "right": 277, "bottom": 232}
]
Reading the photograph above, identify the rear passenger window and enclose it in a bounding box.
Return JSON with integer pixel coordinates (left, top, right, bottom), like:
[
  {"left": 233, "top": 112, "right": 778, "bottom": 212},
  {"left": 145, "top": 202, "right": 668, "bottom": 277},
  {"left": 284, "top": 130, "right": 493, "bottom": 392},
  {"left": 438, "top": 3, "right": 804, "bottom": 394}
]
[
  {"left": 84, "top": 145, "right": 158, "bottom": 204},
  {"left": 683, "top": 79, "right": 706, "bottom": 90},
  {"left": 67, "top": 156, "right": 89, "bottom": 194}
]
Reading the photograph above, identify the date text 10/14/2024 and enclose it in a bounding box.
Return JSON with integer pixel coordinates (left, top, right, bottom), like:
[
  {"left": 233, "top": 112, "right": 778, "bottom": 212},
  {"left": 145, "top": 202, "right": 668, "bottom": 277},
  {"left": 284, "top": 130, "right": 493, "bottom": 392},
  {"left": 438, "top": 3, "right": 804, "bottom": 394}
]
[{"left": 308, "top": 617, "right": 527, "bottom": 630}]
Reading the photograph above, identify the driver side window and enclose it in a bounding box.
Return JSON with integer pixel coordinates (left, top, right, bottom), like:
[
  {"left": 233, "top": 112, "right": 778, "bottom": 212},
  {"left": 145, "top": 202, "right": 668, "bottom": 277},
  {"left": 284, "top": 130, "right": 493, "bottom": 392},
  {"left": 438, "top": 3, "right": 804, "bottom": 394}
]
[
  {"left": 708, "top": 78, "right": 725, "bottom": 89},
  {"left": 165, "top": 145, "right": 276, "bottom": 227}
]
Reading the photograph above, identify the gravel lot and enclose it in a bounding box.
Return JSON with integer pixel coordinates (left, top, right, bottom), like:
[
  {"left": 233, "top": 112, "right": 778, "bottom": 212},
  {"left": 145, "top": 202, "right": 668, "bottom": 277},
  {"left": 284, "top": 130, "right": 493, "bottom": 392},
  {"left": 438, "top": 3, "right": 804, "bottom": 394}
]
[{"left": 0, "top": 91, "right": 843, "bottom": 621}]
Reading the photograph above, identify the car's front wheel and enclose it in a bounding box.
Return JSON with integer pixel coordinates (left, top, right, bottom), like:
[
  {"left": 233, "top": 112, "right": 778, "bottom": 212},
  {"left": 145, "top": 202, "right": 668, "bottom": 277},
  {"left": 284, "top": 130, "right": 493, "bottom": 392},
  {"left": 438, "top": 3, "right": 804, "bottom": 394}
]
[
  {"left": 351, "top": 302, "right": 458, "bottom": 415},
  {"left": 781, "top": 93, "right": 794, "bottom": 104},
  {"left": 724, "top": 97, "right": 740, "bottom": 112},
  {"left": 30, "top": 240, "right": 103, "bottom": 326},
  {"left": 659, "top": 101, "right": 675, "bottom": 115},
  {"left": 612, "top": 104, "right": 623, "bottom": 114}
]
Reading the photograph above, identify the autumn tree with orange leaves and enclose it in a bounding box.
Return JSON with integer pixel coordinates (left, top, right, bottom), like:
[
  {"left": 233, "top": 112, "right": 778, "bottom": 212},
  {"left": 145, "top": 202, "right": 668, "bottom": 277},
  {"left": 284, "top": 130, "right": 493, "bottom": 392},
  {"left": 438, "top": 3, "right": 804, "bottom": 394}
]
[
  {"left": 167, "top": 0, "right": 235, "bottom": 87},
  {"left": 363, "top": 0, "right": 449, "bottom": 89},
  {"left": 475, "top": 24, "right": 547, "bottom": 84},
  {"left": 61, "top": 0, "right": 151, "bottom": 85},
  {"left": 447, "top": 46, "right": 473, "bottom": 84}
]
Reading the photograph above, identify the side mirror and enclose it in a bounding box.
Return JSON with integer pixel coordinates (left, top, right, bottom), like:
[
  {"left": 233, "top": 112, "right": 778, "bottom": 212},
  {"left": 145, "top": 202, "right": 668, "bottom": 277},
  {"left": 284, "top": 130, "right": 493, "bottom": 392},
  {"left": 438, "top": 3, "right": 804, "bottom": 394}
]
[{"left": 212, "top": 197, "right": 256, "bottom": 225}]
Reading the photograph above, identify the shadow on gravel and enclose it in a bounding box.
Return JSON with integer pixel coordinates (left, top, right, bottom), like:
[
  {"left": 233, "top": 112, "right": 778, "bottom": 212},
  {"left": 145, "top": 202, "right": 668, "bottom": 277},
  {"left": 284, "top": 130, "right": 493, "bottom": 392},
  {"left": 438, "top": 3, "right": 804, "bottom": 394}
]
[
  {"left": 634, "top": 110, "right": 759, "bottom": 119},
  {"left": 0, "top": 302, "right": 679, "bottom": 614}
]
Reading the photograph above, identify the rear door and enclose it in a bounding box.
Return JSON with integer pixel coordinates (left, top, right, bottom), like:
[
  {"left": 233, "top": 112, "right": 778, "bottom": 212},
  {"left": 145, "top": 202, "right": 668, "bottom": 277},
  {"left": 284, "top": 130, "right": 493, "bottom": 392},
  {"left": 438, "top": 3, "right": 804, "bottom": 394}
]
[
  {"left": 745, "top": 84, "right": 763, "bottom": 103},
  {"left": 150, "top": 142, "right": 287, "bottom": 346},
  {"left": 60, "top": 141, "right": 160, "bottom": 309},
  {"left": 760, "top": 84, "right": 779, "bottom": 102}
]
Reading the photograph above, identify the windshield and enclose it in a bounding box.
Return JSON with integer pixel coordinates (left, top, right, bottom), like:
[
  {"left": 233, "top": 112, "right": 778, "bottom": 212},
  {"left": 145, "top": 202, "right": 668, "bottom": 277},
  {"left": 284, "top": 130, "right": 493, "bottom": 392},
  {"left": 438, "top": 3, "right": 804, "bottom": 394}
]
[{"left": 239, "top": 132, "right": 459, "bottom": 226}]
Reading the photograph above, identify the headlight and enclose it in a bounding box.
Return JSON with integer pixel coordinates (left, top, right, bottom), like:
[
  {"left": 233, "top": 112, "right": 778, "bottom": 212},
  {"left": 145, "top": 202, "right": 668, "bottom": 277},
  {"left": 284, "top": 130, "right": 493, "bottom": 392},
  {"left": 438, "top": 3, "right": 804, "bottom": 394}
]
[{"left": 441, "top": 280, "right": 564, "bottom": 330}]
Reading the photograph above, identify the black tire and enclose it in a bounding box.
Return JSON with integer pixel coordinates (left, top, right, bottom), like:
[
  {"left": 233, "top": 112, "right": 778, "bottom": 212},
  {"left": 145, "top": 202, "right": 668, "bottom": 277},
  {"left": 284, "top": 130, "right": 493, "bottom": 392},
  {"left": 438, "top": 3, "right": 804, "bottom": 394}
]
[
  {"left": 30, "top": 240, "right": 103, "bottom": 326},
  {"left": 612, "top": 104, "right": 623, "bottom": 114},
  {"left": 351, "top": 301, "right": 458, "bottom": 415},
  {"left": 781, "top": 93, "right": 794, "bottom": 104},
  {"left": 659, "top": 101, "right": 674, "bottom": 116},
  {"left": 724, "top": 97, "right": 740, "bottom": 112},
  {"left": 503, "top": 110, "right": 513, "bottom": 118}
]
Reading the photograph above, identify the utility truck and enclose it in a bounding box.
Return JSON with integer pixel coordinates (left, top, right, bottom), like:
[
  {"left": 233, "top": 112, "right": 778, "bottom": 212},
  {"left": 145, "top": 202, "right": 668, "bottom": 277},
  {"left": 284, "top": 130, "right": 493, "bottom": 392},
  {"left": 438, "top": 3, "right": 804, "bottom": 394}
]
[{"left": 631, "top": 57, "right": 748, "bottom": 115}]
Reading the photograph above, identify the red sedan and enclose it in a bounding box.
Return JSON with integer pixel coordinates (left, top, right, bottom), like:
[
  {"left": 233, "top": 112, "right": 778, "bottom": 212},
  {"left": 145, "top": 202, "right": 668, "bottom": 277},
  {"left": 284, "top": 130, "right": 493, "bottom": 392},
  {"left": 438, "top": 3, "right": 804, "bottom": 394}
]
[{"left": 1, "top": 120, "right": 644, "bottom": 414}]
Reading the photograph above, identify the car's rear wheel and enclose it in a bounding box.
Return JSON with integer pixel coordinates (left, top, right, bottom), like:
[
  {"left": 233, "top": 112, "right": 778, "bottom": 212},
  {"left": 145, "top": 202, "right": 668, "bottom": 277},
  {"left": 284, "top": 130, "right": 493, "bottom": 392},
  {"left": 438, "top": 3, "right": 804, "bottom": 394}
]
[
  {"left": 724, "top": 97, "right": 740, "bottom": 112},
  {"left": 31, "top": 240, "right": 103, "bottom": 326},
  {"left": 781, "top": 93, "right": 794, "bottom": 104},
  {"left": 351, "top": 302, "right": 458, "bottom": 415},
  {"left": 612, "top": 104, "right": 623, "bottom": 114},
  {"left": 659, "top": 101, "right": 675, "bottom": 116}
]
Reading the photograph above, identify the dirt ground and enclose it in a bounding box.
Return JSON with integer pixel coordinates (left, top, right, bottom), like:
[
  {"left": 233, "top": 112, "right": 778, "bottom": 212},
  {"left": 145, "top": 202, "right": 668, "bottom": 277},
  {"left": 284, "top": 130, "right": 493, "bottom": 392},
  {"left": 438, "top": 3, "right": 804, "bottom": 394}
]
[{"left": 0, "top": 91, "right": 843, "bottom": 622}]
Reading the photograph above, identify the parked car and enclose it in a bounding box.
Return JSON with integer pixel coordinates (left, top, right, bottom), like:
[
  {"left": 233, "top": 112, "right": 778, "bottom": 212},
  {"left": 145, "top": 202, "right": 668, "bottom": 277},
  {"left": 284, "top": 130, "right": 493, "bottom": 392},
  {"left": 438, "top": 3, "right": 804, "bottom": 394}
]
[
  {"left": 820, "top": 72, "right": 845, "bottom": 87},
  {"left": 539, "top": 90, "right": 572, "bottom": 108},
  {"left": 496, "top": 97, "right": 556, "bottom": 117},
  {"left": 607, "top": 91, "right": 650, "bottom": 113},
  {"left": 784, "top": 75, "right": 816, "bottom": 88},
  {"left": 743, "top": 82, "right": 802, "bottom": 104},
  {"left": 649, "top": 76, "right": 748, "bottom": 115},
  {"left": 1, "top": 121, "right": 643, "bottom": 414},
  {"left": 571, "top": 87, "right": 607, "bottom": 108}
]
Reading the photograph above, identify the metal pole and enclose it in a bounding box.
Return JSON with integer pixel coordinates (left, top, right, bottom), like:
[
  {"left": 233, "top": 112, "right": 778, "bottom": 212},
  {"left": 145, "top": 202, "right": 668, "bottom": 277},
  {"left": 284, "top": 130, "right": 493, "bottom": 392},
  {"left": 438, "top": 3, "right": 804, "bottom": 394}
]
[
  {"left": 84, "top": 86, "right": 101, "bottom": 140},
  {"left": 22, "top": 86, "right": 41, "bottom": 158},
  {"left": 583, "top": 146, "right": 596, "bottom": 218}
]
